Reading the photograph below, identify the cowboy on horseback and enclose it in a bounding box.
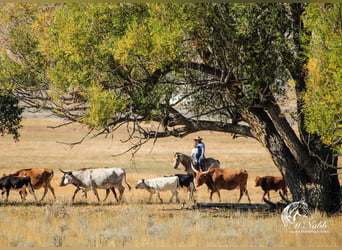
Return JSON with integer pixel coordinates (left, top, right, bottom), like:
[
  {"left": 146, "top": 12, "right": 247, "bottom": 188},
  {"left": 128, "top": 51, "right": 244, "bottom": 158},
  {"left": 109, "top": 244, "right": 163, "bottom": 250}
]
[{"left": 193, "top": 136, "right": 205, "bottom": 171}]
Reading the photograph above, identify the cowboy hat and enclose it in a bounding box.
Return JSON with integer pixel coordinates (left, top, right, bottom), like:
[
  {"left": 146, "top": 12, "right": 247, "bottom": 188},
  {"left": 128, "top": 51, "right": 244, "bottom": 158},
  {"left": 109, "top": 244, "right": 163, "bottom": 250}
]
[{"left": 194, "top": 136, "right": 203, "bottom": 141}]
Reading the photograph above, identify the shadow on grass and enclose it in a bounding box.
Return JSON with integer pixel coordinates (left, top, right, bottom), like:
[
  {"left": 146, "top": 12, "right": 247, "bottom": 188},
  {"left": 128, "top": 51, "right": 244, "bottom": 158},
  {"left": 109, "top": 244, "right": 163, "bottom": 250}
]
[{"left": 0, "top": 200, "right": 124, "bottom": 207}]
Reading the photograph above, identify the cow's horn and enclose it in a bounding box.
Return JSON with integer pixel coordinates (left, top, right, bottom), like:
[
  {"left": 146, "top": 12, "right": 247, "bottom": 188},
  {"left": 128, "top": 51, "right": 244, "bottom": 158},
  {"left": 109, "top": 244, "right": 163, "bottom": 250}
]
[
  {"left": 59, "top": 168, "right": 70, "bottom": 174},
  {"left": 202, "top": 163, "right": 215, "bottom": 174},
  {"left": 191, "top": 162, "right": 199, "bottom": 173}
]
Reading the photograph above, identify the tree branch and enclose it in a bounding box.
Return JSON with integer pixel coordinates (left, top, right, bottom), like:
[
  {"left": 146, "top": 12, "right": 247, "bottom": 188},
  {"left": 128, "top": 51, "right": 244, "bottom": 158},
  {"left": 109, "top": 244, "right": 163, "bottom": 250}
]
[{"left": 264, "top": 97, "right": 313, "bottom": 169}]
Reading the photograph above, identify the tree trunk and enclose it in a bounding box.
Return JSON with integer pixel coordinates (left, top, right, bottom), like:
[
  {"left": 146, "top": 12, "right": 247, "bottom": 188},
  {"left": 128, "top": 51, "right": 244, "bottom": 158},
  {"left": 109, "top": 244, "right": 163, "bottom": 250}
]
[{"left": 241, "top": 107, "right": 340, "bottom": 213}]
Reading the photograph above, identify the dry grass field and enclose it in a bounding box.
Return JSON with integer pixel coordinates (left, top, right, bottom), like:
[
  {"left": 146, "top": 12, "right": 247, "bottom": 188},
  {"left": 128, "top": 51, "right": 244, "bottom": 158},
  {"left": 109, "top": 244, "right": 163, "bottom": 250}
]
[{"left": 0, "top": 117, "right": 341, "bottom": 247}]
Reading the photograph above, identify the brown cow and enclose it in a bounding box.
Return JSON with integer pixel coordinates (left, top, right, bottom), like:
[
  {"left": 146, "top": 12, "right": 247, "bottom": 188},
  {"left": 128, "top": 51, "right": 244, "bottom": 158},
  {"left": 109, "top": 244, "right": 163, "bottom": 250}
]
[
  {"left": 255, "top": 175, "right": 288, "bottom": 201},
  {"left": 192, "top": 164, "right": 251, "bottom": 203},
  {"left": 9, "top": 168, "right": 56, "bottom": 201}
]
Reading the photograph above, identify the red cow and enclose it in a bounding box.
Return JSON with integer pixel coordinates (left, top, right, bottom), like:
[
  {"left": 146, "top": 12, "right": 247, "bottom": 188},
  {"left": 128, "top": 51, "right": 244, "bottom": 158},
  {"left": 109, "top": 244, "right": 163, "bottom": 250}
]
[
  {"left": 255, "top": 175, "right": 288, "bottom": 201},
  {"left": 9, "top": 168, "right": 56, "bottom": 201},
  {"left": 192, "top": 164, "right": 251, "bottom": 203}
]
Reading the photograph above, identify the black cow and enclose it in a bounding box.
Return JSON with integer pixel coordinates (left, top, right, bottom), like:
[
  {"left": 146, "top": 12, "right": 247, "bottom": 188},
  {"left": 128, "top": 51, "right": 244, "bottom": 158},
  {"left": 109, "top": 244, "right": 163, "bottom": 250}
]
[
  {"left": 0, "top": 175, "right": 37, "bottom": 202},
  {"left": 175, "top": 174, "right": 195, "bottom": 201},
  {"left": 163, "top": 174, "right": 195, "bottom": 201}
]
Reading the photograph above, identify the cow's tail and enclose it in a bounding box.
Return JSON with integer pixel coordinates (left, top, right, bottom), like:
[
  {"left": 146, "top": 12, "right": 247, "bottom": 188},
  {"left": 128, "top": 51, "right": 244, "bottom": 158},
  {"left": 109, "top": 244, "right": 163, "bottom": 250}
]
[
  {"left": 123, "top": 172, "right": 132, "bottom": 191},
  {"left": 48, "top": 169, "right": 54, "bottom": 181}
]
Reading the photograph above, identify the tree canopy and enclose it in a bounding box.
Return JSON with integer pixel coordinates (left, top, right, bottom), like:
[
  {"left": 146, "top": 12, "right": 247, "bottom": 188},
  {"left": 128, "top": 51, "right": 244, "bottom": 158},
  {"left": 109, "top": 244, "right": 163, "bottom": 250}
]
[
  {"left": 303, "top": 3, "right": 342, "bottom": 154},
  {"left": 0, "top": 3, "right": 341, "bottom": 212}
]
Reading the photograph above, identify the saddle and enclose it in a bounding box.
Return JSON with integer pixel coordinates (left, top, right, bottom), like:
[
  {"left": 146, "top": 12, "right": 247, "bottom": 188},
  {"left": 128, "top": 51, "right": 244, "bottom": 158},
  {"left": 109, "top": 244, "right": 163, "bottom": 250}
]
[
  {"left": 191, "top": 159, "right": 200, "bottom": 171},
  {"left": 192, "top": 159, "right": 206, "bottom": 171}
]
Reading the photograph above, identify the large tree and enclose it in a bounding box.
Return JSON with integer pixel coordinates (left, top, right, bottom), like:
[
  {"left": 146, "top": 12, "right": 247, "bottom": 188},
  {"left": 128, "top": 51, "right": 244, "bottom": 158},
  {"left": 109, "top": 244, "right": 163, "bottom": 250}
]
[{"left": 0, "top": 3, "right": 340, "bottom": 212}]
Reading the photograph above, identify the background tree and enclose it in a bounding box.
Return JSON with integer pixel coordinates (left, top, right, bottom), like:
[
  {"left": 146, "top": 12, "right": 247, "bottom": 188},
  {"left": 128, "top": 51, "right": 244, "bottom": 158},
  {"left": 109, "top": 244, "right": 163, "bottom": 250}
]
[
  {"left": 0, "top": 3, "right": 340, "bottom": 212},
  {"left": 0, "top": 91, "right": 23, "bottom": 141},
  {"left": 303, "top": 3, "right": 342, "bottom": 154}
]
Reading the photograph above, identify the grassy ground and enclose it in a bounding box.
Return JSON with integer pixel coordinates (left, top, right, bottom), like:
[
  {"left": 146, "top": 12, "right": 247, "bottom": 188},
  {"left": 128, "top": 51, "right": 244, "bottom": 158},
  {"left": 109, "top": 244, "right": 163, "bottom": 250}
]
[{"left": 0, "top": 117, "right": 341, "bottom": 247}]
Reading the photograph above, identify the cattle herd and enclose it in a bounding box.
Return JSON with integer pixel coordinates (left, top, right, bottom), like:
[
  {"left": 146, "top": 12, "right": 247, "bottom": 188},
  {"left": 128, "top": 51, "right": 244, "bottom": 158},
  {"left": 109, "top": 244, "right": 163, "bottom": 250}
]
[{"left": 0, "top": 152, "right": 288, "bottom": 204}]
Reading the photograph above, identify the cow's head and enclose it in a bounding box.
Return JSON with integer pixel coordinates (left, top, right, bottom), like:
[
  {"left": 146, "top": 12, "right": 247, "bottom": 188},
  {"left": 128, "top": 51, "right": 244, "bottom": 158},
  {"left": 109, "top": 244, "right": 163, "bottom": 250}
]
[
  {"left": 135, "top": 179, "right": 146, "bottom": 189},
  {"left": 255, "top": 176, "right": 262, "bottom": 187},
  {"left": 191, "top": 163, "right": 213, "bottom": 187},
  {"left": 59, "top": 169, "right": 73, "bottom": 186}
]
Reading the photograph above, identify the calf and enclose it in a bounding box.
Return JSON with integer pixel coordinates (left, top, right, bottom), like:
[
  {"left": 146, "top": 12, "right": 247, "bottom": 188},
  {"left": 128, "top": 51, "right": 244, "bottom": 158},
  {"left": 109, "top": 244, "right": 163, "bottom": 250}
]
[
  {"left": 255, "top": 175, "right": 288, "bottom": 201},
  {"left": 0, "top": 175, "right": 37, "bottom": 202},
  {"left": 192, "top": 164, "right": 251, "bottom": 203},
  {"left": 135, "top": 176, "right": 180, "bottom": 203}
]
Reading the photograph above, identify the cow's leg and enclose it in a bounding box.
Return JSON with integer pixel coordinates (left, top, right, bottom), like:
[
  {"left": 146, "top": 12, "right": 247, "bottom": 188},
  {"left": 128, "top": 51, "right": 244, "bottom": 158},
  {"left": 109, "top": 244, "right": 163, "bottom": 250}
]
[
  {"left": 188, "top": 183, "right": 195, "bottom": 201},
  {"left": 21, "top": 189, "right": 28, "bottom": 201},
  {"left": 103, "top": 189, "right": 110, "bottom": 202},
  {"left": 157, "top": 191, "right": 163, "bottom": 203},
  {"left": 112, "top": 187, "right": 120, "bottom": 202},
  {"left": 117, "top": 185, "right": 125, "bottom": 203},
  {"left": 28, "top": 185, "right": 37, "bottom": 201},
  {"left": 238, "top": 189, "right": 243, "bottom": 203},
  {"left": 267, "top": 191, "right": 271, "bottom": 200},
  {"left": 209, "top": 190, "right": 214, "bottom": 201},
  {"left": 40, "top": 183, "right": 56, "bottom": 201},
  {"left": 82, "top": 189, "right": 88, "bottom": 198},
  {"left": 238, "top": 188, "right": 251, "bottom": 203},
  {"left": 210, "top": 190, "right": 220, "bottom": 202},
  {"left": 148, "top": 191, "right": 153, "bottom": 203},
  {"left": 175, "top": 190, "right": 179, "bottom": 203},
  {"left": 4, "top": 189, "right": 9, "bottom": 202},
  {"left": 40, "top": 186, "right": 48, "bottom": 201},
  {"left": 104, "top": 188, "right": 118, "bottom": 202},
  {"left": 19, "top": 190, "right": 26, "bottom": 202},
  {"left": 262, "top": 191, "right": 267, "bottom": 201},
  {"left": 169, "top": 190, "right": 179, "bottom": 203},
  {"left": 72, "top": 188, "right": 81, "bottom": 202},
  {"left": 48, "top": 183, "right": 56, "bottom": 200},
  {"left": 169, "top": 190, "right": 173, "bottom": 203},
  {"left": 104, "top": 187, "right": 119, "bottom": 202},
  {"left": 216, "top": 190, "right": 221, "bottom": 202},
  {"left": 91, "top": 186, "right": 101, "bottom": 202},
  {"left": 187, "top": 186, "right": 192, "bottom": 201},
  {"left": 245, "top": 189, "right": 251, "bottom": 203}
]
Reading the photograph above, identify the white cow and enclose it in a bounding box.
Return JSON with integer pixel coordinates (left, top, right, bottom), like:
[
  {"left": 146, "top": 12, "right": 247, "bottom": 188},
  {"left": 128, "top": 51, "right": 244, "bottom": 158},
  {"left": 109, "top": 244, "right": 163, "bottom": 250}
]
[
  {"left": 135, "top": 176, "right": 180, "bottom": 203},
  {"left": 59, "top": 167, "right": 131, "bottom": 203}
]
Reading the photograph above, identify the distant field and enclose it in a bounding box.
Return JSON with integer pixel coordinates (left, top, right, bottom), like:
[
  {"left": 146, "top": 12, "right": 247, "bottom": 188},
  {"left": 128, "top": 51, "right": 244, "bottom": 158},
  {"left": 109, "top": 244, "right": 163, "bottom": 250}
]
[{"left": 0, "top": 117, "right": 340, "bottom": 247}]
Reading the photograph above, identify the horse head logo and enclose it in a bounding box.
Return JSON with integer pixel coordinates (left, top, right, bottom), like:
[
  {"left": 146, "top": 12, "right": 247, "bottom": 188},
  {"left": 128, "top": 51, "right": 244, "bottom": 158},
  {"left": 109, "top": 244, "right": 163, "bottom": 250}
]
[{"left": 281, "top": 200, "right": 312, "bottom": 228}]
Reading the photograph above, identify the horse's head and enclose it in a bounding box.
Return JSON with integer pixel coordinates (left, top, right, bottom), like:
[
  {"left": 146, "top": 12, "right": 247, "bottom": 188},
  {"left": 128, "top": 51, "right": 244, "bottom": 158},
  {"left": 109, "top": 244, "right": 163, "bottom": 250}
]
[{"left": 173, "top": 152, "right": 180, "bottom": 169}]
